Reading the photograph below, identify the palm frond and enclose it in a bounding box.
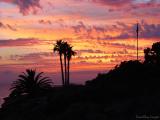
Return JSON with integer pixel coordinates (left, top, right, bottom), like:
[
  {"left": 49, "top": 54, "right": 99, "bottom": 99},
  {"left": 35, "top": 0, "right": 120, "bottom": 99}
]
[{"left": 10, "top": 69, "right": 53, "bottom": 96}]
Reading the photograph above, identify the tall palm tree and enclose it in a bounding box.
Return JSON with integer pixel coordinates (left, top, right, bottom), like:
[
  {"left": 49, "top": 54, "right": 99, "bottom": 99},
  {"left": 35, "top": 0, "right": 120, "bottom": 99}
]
[
  {"left": 10, "top": 69, "right": 53, "bottom": 96},
  {"left": 54, "top": 40, "right": 65, "bottom": 85},
  {"left": 63, "top": 42, "right": 69, "bottom": 85},
  {"left": 54, "top": 40, "right": 75, "bottom": 86},
  {"left": 66, "top": 46, "right": 76, "bottom": 85}
]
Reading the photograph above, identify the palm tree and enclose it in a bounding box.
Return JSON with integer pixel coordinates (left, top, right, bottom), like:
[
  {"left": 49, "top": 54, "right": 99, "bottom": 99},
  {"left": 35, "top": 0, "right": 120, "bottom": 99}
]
[
  {"left": 54, "top": 40, "right": 65, "bottom": 85},
  {"left": 53, "top": 40, "right": 75, "bottom": 86},
  {"left": 10, "top": 69, "right": 53, "bottom": 96},
  {"left": 63, "top": 42, "right": 69, "bottom": 85},
  {"left": 66, "top": 46, "right": 76, "bottom": 85}
]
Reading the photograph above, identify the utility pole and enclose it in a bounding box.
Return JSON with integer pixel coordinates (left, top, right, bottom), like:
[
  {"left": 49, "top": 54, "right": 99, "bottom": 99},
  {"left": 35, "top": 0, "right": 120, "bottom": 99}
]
[{"left": 136, "top": 22, "right": 139, "bottom": 61}]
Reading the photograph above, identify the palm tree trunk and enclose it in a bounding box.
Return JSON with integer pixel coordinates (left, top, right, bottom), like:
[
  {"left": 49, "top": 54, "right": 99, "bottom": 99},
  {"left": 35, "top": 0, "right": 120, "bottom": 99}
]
[
  {"left": 64, "top": 54, "right": 67, "bottom": 85},
  {"left": 67, "top": 59, "right": 70, "bottom": 85},
  {"left": 60, "top": 55, "right": 64, "bottom": 86}
]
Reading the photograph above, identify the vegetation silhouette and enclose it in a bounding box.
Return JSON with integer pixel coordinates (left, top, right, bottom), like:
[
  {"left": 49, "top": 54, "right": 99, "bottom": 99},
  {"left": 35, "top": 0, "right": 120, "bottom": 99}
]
[
  {"left": 144, "top": 42, "right": 160, "bottom": 65},
  {"left": 63, "top": 42, "right": 68, "bottom": 85},
  {"left": 66, "top": 45, "right": 76, "bottom": 85},
  {"left": 10, "top": 69, "right": 53, "bottom": 97},
  {"left": 54, "top": 40, "right": 76, "bottom": 86},
  {"left": 54, "top": 40, "right": 65, "bottom": 86},
  {"left": 1, "top": 42, "right": 160, "bottom": 120}
]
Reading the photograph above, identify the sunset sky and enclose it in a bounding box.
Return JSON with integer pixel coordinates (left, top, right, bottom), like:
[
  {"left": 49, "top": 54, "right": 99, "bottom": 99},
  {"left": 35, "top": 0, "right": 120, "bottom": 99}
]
[{"left": 0, "top": 0, "right": 160, "bottom": 102}]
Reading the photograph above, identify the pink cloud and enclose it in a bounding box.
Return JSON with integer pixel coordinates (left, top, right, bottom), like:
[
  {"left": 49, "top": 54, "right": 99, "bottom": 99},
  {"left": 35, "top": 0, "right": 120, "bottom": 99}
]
[
  {"left": 0, "top": 38, "right": 47, "bottom": 47},
  {"left": 1, "top": 0, "right": 41, "bottom": 15},
  {"left": 69, "top": 20, "right": 160, "bottom": 40},
  {"left": 92, "top": 0, "right": 132, "bottom": 7},
  {"left": 9, "top": 52, "right": 53, "bottom": 62},
  {"left": 114, "top": 21, "right": 160, "bottom": 39},
  {"left": 92, "top": 0, "right": 160, "bottom": 13}
]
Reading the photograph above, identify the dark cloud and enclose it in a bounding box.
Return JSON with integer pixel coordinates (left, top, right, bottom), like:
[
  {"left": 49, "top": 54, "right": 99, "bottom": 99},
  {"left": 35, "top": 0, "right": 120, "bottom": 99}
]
[
  {"left": 0, "top": 0, "right": 41, "bottom": 15},
  {"left": 92, "top": 0, "right": 132, "bottom": 7},
  {"left": 71, "top": 20, "right": 160, "bottom": 40},
  {"left": 71, "top": 21, "right": 108, "bottom": 39},
  {"left": 97, "top": 21, "right": 160, "bottom": 40},
  {"left": 106, "top": 42, "right": 138, "bottom": 50},
  {"left": 38, "top": 19, "right": 52, "bottom": 25},
  {"left": 72, "top": 21, "right": 87, "bottom": 33},
  {"left": 140, "top": 21, "right": 160, "bottom": 39},
  {"left": 119, "top": 21, "right": 160, "bottom": 39},
  {"left": 0, "top": 21, "right": 17, "bottom": 31},
  {"left": 92, "top": 0, "right": 160, "bottom": 13},
  {"left": 0, "top": 22, "right": 5, "bottom": 28},
  {"left": 72, "top": 21, "right": 107, "bottom": 33},
  {"left": 77, "top": 55, "right": 109, "bottom": 60},
  {"left": 10, "top": 52, "right": 53, "bottom": 61},
  {"left": 113, "top": 49, "right": 129, "bottom": 54},
  {"left": 97, "top": 42, "right": 143, "bottom": 53},
  {"left": 8, "top": 52, "right": 55, "bottom": 71},
  {"left": 78, "top": 49, "right": 105, "bottom": 54},
  {"left": 6, "top": 24, "right": 17, "bottom": 31},
  {"left": 0, "top": 38, "right": 42, "bottom": 47}
]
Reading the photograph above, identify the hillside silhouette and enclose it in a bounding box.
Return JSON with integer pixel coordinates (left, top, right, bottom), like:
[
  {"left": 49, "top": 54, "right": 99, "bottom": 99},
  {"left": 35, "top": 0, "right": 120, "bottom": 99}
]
[{"left": 1, "top": 42, "right": 160, "bottom": 120}]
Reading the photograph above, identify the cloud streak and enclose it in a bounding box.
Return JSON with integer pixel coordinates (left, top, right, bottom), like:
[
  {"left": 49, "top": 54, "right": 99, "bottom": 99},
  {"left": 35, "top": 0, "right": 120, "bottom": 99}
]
[
  {"left": 10, "top": 52, "right": 53, "bottom": 61},
  {"left": 0, "top": 38, "right": 42, "bottom": 47},
  {"left": 92, "top": 0, "right": 132, "bottom": 7}
]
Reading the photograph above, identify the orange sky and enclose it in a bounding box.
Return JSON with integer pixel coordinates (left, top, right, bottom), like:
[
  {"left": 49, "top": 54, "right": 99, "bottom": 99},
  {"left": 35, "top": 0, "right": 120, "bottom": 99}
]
[{"left": 0, "top": 0, "right": 160, "bottom": 101}]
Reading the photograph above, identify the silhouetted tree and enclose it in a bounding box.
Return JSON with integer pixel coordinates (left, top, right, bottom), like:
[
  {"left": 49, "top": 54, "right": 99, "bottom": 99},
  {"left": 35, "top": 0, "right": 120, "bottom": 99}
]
[
  {"left": 66, "top": 46, "right": 76, "bottom": 85},
  {"left": 54, "top": 40, "right": 65, "bottom": 85},
  {"left": 152, "top": 42, "right": 160, "bottom": 64},
  {"left": 54, "top": 40, "right": 76, "bottom": 86},
  {"left": 144, "top": 42, "right": 160, "bottom": 65},
  {"left": 10, "top": 69, "right": 53, "bottom": 96},
  {"left": 144, "top": 47, "right": 152, "bottom": 64},
  {"left": 63, "top": 42, "right": 69, "bottom": 85}
]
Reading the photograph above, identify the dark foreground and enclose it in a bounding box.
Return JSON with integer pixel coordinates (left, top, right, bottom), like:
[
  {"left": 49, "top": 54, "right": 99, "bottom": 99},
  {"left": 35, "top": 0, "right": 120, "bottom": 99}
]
[{"left": 1, "top": 60, "right": 160, "bottom": 120}]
